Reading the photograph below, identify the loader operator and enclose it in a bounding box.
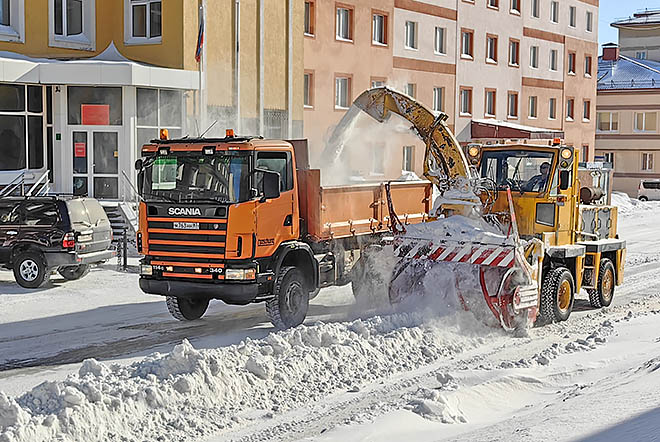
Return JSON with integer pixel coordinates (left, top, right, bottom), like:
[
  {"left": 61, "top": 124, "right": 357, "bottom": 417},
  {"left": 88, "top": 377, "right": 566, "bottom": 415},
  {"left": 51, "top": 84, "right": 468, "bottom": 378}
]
[{"left": 524, "top": 161, "right": 550, "bottom": 192}]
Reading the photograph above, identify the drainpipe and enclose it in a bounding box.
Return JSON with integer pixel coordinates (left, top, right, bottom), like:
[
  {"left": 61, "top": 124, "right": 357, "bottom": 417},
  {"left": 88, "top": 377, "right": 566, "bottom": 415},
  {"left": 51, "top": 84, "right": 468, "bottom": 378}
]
[
  {"left": 235, "top": 0, "right": 241, "bottom": 133},
  {"left": 287, "top": 0, "right": 293, "bottom": 138},
  {"left": 259, "top": 0, "right": 264, "bottom": 136}
]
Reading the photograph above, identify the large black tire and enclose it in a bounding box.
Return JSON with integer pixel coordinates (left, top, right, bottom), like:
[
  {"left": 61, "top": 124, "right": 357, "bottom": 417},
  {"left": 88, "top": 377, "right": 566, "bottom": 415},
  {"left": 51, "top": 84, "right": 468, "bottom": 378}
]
[
  {"left": 266, "top": 266, "right": 310, "bottom": 330},
  {"left": 588, "top": 259, "right": 616, "bottom": 308},
  {"left": 538, "top": 267, "right": 575, "bottom": 324},
  {"left": 639, "top": 196, "right": 648, "bottom": 201},
  {"left": 13, "top": 251, "right": 50, "bottom": 289},
  {"left": 166, "top": 296, "right": 209, "bottom": 321},
  {"left": 58, "top": 264, "right": 90, "bottom": 281}
]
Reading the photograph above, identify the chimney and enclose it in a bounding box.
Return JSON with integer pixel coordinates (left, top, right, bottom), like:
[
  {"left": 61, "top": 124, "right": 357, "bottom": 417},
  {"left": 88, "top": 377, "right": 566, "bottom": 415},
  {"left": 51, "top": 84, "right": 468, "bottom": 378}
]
[{"left": 602, "top": 43, "right": 619, "bottom": 61}]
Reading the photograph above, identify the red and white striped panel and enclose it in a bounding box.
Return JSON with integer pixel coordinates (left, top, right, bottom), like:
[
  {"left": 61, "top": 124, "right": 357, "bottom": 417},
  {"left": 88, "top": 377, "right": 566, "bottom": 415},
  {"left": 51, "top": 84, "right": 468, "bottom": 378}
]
[{"left": 394, "top": 239, "right": 516, "bottom": 268}]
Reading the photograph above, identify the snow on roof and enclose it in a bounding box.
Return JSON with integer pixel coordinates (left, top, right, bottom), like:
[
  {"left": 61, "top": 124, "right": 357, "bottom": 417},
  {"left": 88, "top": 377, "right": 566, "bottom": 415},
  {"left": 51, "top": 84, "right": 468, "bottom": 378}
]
[
  {"left": 598, "top": 55, "right": 660, "bottom": 91},
  {"left": 612, "top": 9, "right": 660, "bottom": 27},
  {"left": 472, "top": 119, "right": 558, "bottom": 133}
]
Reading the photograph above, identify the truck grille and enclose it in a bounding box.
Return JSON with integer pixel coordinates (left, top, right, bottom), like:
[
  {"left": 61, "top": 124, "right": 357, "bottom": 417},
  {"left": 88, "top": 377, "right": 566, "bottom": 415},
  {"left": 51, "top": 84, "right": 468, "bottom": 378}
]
[{"left": 146, "top": 217, "right": 227, "bottom": 261}]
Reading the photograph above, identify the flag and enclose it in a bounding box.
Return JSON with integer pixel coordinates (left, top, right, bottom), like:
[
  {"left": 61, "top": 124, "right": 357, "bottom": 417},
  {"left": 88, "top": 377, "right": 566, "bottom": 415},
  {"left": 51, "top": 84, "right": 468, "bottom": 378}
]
[{"left": 195, "top": 13, "right": 204, "bottom": 63}]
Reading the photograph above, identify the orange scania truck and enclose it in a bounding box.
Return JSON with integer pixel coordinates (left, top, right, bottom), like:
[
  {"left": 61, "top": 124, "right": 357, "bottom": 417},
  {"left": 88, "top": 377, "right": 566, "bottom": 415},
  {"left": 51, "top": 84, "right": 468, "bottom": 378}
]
[{"left": 135, "top": 132, "right": 431, "bottom": 329}]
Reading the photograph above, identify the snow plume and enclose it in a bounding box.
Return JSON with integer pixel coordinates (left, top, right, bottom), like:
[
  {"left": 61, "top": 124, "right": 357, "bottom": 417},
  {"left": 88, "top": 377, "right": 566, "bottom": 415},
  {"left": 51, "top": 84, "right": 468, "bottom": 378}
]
[{"left": 0, "top": 314, "right": 498, "bottom": 442}]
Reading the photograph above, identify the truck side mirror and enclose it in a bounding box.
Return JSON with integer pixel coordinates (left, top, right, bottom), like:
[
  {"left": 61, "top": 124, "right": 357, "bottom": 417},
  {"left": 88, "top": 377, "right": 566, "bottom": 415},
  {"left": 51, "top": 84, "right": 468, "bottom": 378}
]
[
  {"left": 559, "top": 170, "right": 570, "bottom": 191},
  {"left": 135, "top": 159, "right": 143, "bottom": 171},
  {"left": 258, "top": 170, "right": 281, "bottom": 201}
]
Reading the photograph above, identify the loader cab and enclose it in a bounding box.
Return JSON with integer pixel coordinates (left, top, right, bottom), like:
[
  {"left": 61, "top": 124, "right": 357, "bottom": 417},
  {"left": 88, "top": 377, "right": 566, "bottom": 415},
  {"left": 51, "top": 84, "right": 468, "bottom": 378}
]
[{"left": 470, "top": 143, "right": 578, "bottom": 245}]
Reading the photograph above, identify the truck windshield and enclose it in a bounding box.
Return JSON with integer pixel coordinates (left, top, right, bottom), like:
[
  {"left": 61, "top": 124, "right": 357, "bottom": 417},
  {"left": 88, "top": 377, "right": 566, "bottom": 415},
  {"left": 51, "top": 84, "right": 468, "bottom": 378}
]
[
  {"left": 480, "top": 150, "right": 556, "bottom": 193},
  {"left": 142, "top": 154, "right": 251, "bottom": 203}
]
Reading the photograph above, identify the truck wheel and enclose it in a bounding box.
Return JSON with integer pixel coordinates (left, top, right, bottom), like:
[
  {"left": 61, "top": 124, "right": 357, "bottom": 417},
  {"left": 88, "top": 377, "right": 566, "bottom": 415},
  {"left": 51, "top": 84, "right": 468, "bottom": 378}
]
[
  {"left": 58, "top": 265, "right": 90, "bottom": 281},
  {"left": 166, "top": 296, "right": 209, "bottom": 321},
  {"left": 538, "top": 267, "right": 575, "bottom": 324},
  {"left": 13, "top": 251, "right": 50, "bottom": 289},
  {"left": 588, "top": 259, "right": 616, "bottom": 308},
  {"left": 266, "top": 266, "right": 309, "bottom": 330}
]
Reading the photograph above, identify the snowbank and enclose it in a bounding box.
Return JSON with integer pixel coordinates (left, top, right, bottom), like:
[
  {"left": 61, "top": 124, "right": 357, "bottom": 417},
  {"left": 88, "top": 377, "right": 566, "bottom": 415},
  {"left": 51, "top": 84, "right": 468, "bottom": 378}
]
[
  {"left": 0, "top": 312, "right": 495, "bottom": 442},
  {"left": 611, "top": 192, "right": 659, "bottom": 217}
]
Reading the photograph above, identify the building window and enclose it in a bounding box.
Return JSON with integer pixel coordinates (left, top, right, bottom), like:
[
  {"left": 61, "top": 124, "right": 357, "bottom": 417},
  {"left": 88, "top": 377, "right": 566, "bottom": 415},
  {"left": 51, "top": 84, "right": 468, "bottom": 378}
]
[
  {"left": 486, "top": 35, "right": 498, "bottom": 63},
  {"left": 304, "top": 1, "right": 315, "bottom": 36},
  {"left": 642, "top": 153, "right": 654, "bottom": 171},
  {"left": 603, "top": 152, "right": 615, "bottom": 167},
  {"left": 569, "top": 6, "right": 576, "bottom": 27},
  {"left": 371, "top": 78, "right": 386, "bottom": 88},
  {"left": 50, "top": 0, "right": 95, "bottom": 50},
  {"left": 584, "top": 55, "right": 593, "bottom": 77},
  {"left": 566, "top": 98, "right": 575, "bottom": 121},
  {"left": 582, "top": 145, "right": 589, "bottom": 161},
  {"left": 434, "top": 27, "right": 446, "bottom": 55},
  {"left": 126, "top": 0, "right": 161, "bottom": 44},
  {"left": 0, "top": 85, "right": 46, "bottom": 172},
  {"left": 583, "top": 100, "right": 590, "bottom": 121},
  {"left": 586, "top": 11, "right": 593, "bottom": 32},
  {"left": 372, "top": 147, "right": 384, "bottom": 174},
  {"left": 485, "top": 89, "right": 496, "bottom": 117},
  {"left": 304, "top": 72, "right": 314, "bottom": 108},
  {"left": 403, "top": 146, "right": 414, "bottom": 172},
  {"left": 635, "top": 112, "right": 657, "bottom": 132},
  {"left": 460, "top": 87, "right": 472, "bottom": 115},
  {"left": 433, "top": 87, "right": 444, "bottom": 112},
  {"left": 510, "top": 0, "right": 520, "bottom": 14},
  {"left": 488, "top": 0, "right": 498, "bottom": 9},
  {"left": 549, "top": 98, "right": 557, "bottom": 120},
  {"left": 531, "top": 0, "right": 539, "bottom": 18},
  {"left": 636, "top": 51, "right": 647, "bottom": 60},
  {"left": 550, "top": 1, "right": 559, "bottom": 23},
  {"left": 136, "top": 88, "right": 183, "bottom": 155},
  {"left": 335, "top": 76, "right": 351, "bottom": 109},
  {"left": 509, "top": 39, "right": 519, "bottom": 66},
  {"left": 530, "top": 46, "right": 539, "bottom": 68},
  {"left": 405, "top": 21, "right": 417, "bottom": 49},
  {"left": 336, "top": 6, "right": 352, "bottom": 41},
  {"left": 507, "top": 92, "right": 518, "bottom": 118},
  {"left": 568, "top": 52, "right": 576, "bottom": 74},
  {"left": 550, "top": 49, "right": 558, "bottom": 71},
  {"left": 461, "top": 29, "right": 473, "bottom": 59},
  {"left": 372, "top": 12, "right": 387, "bottom": 45},
  {"left": 597, "top": 112, "right": 618, "bottom": 132},
  {"left": 405, "top": 83, "right": 416, "bottom": 99},
  {"left": 529, "top": 96, "right": 537, "bottom": 118},
  {"left": 0, "top": 0, "right": 25, "bottom": 43}
]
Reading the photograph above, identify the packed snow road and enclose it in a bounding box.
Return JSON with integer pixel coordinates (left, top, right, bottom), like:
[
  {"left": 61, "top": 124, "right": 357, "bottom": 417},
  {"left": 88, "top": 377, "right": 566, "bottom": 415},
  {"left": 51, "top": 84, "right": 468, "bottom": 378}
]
[{"left": 0, "top": 196, "right": 659, "bottom": 442}]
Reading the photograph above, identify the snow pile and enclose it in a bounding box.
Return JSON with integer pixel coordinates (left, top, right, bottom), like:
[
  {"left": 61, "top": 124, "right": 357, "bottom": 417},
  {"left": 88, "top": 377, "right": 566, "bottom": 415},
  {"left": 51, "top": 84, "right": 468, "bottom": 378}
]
[
  {"left": 406, "top": 388, "right": 467, "bottom": 424},
  {"left": 0, "top": 312, "right": 496, "bottom": 442},
  {"left": 611, "top": 191, "right": 658, "bottom": 217},
  {"left": 402, "top": 215, "right": 510, "bottom": 246}
]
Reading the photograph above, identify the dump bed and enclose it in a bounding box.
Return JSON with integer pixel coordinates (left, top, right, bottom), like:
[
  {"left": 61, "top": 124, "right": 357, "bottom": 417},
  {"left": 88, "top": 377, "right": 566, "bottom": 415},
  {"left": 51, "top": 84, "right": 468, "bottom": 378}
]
[{"left": 297, "top": 169, "right": 432, "bottom": 241}]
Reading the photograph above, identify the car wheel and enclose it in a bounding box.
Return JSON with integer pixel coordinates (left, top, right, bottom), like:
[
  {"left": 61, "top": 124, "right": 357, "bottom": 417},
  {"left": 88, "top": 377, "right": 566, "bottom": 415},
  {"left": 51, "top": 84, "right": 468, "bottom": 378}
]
[
  {"left": 639, "top": 196, "right": 648, "bottom": 201},
  {"left": 13, "top": 251, "right": 50, "bottom": 289},
  {"left": 58, "top": 264, "right": 90, "bottom": 281},
  {"left": 266, "top": 266, "right": 309, "bottom": 330},
  {"left": 166, "top": 296, "right": 210, "bottom": 321}
]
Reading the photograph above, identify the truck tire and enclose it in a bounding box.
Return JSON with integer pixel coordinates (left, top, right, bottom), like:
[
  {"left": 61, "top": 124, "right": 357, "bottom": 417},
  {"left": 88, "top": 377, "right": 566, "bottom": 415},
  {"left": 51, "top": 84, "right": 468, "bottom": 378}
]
[
  {"left": 538, "top": 267, "right": 575, "bottom": 324},
  {"left": 13, "top": 251, "right": 50, "bottom": 289},
  {"left": 266, "top": 266, "right": 309, "bottom": 330},
  {"left": 588, "top": 259, "right": 616, "bottom": 308},
  {"left": 166, "top": 296, "right": 209, "bottom": 321},
  {"left": 58, "top": 265, "right": 90, "bottom": 281}
]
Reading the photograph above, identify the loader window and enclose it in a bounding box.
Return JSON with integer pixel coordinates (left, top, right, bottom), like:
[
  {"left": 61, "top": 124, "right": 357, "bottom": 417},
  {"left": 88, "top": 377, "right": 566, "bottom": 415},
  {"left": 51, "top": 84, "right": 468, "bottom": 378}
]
[{"left": 480, "top": 150, "right": 555, "bottom": 194}]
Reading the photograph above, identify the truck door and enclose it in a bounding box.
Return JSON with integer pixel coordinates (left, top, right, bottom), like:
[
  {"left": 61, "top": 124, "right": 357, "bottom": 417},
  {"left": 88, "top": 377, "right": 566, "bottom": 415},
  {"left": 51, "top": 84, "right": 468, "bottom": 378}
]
[{"left": 254, "top": 151, "right": 297, "bottom": 258}]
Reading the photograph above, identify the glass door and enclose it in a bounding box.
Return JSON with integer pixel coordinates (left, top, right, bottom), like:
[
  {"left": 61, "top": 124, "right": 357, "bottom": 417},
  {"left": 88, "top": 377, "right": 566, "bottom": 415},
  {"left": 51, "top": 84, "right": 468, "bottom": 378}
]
[{"left": 72, "top": 130, "right": 119, "bottom": 199}]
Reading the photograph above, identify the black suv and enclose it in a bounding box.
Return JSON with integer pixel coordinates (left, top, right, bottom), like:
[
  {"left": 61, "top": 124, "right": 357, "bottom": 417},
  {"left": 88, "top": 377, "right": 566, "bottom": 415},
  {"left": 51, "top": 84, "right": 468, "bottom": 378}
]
[{"left": 0, "top": 196, "right": 114, "bottom": 288}]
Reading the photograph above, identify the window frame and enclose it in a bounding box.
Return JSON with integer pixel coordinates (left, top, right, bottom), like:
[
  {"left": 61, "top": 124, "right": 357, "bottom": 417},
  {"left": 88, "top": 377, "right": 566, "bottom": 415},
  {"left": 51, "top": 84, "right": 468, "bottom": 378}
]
[
  {"left": 531, "top": 0, "right": 540, "bottom": 18},
  {"left": 405, "top": 83, "right": 417, "bottom": 99},
  {"left": 334, "top": 74, "right": 352, "bottom": 110},
  {"left": 402, "top": 145, "right": 414, "bottom": 172},
  {"left": 583, "top": 100, "right": 591, "bottom": 122},
  {"left": 508, "top": 38, "right": 520, "bottom": 67},
  {"left": 433, "top": 87, "right": 444, "bottom": 112},
  {"left": 459, "top": 87, "right": 473, "bottom": 116},
  {"left": 486, "top": 34, "right": 498, "bottom": 64},
  {"left": 634, "top": 112, "right": 658, "bottom": 133},
  {"left": 510, "top": 0, "right": 520, "bottom": 15},
  {"left": 434, "top": 26, "right": 446, "bottom": 55},
  {"left": 597, "top": 112, "right": 619, "bottom": 133},
  {"left": 371, "top": 10, "right": 388, "bottom": 46},
  {"left": 335, "top": 4, "right": 354, "bottom": 43},
  {"left": 569, "top": 6, "right": 576, "bottom": 28},
  {"left": 642, "top": 152, "right": 655, "bottom": 171},
  {"left": 485, "top": 89, "right": 497, "bottom": 117},
  {"left": 125, "top": 0, "right": 162, "bottom": 45},
  {"left": 550, "top": 1, "right": 559, "bottom": 24},
  {"left": 566, "top": 98, "right": 575, "bottom": 121},
  {"left": 585, "top": 55, "right": 592, "bottom": 77},
  {"left": 135, "top": 88, "right": 183, "bottom": 157},
  {"left": 529, "top": 95, "right": 538, "bottom": 119},
  {"left": 549, "top": 97, "right": 557, "bottom": 120},
  {"left": 530, "top": 45, "right": 539, "bottom": 69},
  {"left": 404, "top": 20, "right": 418, "bottom": 50},
  {"left": 461, "top": 28, "right": 474, "bottom": 60},
  {"left": 550, "top": 49, "right": 558, "bottom": 72},
  {"left": 371, "top": 77, "right": 387, "bottom": 89},
  {"left": 304, "top": 0, "right": 315, "bottom": 37},
  {"left": 49, "top": 0, "right": 96, "bottom": 51},
  {"left": 487, "top": 0, "right": 499, "bottom": 10},
  {"left": 0, "top": 0, "right": 25, "bottom": 43},
  {"left": 568, "top": 52, "right": 576, "bottom": 75},
  {"left": 303, "top": 70, "right": 314, "bottom": 109},
  {"left": 507, "top": 91, "right": 518, "bottom": 119},
  {"left": 586, "top": 11, "right": 593, "bottom": 32}
]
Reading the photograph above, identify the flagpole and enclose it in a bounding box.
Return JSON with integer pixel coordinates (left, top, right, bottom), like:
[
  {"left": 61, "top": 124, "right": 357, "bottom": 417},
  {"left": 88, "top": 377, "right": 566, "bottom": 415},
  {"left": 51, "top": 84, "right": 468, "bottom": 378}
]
[
  {"left": 201, "top": 0, "right": 208, "bottom": 132},
  {"left": 198, "top": 4, "right": 203, "bottom": 135}
]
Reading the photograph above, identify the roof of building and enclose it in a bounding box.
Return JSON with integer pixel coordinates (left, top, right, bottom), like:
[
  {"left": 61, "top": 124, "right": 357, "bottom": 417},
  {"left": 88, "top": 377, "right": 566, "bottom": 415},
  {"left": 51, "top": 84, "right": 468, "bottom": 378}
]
[
  {"left": 612, "top": 9, "right": 660, "bottom": 27},
  {"left": 598, "top": 55, "right": 660, "bottom": 91},
  {"left": 471, "top": 119, "right": 564, "bottom": 140}
]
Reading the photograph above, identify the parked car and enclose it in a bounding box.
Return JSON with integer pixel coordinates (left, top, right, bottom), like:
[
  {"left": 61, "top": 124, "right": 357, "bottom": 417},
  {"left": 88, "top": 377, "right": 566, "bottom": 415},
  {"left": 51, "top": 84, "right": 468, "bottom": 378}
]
[
  {"left": 638, "top": 179, "right": 660, "bottom": 201},
  {"left": 0, "top": 196, "right": 114, "bottom": 288}
]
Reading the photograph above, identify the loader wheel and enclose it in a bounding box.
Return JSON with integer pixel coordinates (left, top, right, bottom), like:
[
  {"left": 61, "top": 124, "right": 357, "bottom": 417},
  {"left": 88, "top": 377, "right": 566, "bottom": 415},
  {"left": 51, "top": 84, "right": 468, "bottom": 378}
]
[
  {"left": 266, "top": 266, "right": 309, "bottom": 330},
  {"left": 539, "top": 267, "right": 575, "bottom": 324},
  {"left": 166, "top": 296, "right": 209, "bottom": 321},
  {"left": 13, "top": 251, "right": 50, "bottom": 289},
  {"left": 588, "top": 259, "right": 616, "bottom": 308}
]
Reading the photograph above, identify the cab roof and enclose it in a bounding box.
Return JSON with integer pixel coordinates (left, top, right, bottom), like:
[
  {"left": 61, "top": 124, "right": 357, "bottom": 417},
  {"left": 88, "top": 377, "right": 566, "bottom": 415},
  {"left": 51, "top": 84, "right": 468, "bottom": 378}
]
[{"left": 142, "top": 136, "right": 293, "bottom": 153}]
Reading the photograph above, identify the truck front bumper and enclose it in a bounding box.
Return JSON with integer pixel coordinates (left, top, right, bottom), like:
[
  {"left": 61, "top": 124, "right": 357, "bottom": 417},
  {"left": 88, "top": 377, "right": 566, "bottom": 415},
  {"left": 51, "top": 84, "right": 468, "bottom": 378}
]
[
  {"left": 139, "top": 277, "right": 261, "bottom": 305},
  {"left": 45, "top": 249, "right": 116, "bottom": 268}
]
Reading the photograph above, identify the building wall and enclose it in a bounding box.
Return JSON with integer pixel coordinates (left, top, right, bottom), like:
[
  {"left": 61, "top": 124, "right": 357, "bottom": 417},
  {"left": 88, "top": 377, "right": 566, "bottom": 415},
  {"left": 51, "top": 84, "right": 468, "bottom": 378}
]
[
  {"left": 618, "top": 27, "right": 660, "bottom": 60},
  {"left": 596, "top": 89, "right": 660, "bottom": 196}
]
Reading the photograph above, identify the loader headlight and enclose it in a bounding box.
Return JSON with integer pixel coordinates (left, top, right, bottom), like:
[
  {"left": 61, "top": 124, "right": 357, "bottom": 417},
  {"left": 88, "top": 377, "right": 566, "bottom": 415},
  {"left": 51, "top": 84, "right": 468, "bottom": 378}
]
[
  {"left": 225, "top": 268, "right": 257, "bottom": 280},
  {"left": 561, "top": 148, "right": 573, "bottom": 160},
  {"left": 468, "top": 146, "right": 480, "bottom": 157}
]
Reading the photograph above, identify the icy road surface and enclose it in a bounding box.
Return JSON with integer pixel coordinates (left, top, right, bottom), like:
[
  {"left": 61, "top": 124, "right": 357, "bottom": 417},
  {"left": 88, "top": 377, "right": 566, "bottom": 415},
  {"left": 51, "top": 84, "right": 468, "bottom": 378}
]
[{"left": 0, "top": 195, "right": 659, "bottom": 441}]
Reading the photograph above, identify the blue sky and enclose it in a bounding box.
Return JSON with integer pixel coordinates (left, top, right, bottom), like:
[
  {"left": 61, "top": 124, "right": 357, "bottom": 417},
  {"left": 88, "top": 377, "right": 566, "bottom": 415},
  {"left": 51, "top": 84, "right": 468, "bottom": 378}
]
[{"left": 599, "top": 2, "right": 660, "bottom": 49}]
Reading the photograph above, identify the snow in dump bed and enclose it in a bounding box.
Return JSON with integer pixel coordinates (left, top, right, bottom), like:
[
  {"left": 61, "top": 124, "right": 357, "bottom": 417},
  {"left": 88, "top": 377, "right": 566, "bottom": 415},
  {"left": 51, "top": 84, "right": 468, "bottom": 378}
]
[
  {"left": 402, "top": 214, "right": 512, "bottom": 246},
  {"left": 0, "top": 310, "right": 497, "bottom": 442}
]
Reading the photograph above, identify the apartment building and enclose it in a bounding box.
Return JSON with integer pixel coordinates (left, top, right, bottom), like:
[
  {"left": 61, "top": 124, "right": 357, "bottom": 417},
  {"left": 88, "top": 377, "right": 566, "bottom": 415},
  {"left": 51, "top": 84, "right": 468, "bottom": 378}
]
[
  {"left": 612, "top": 9, "right": 660, "bottom": 61},
  {"left": 0, "top": 0, "right": 303, "bottom": 199},
  {"left": 304, "top": 0, "right": 599, "bottom": 181},
  {"left": 596, "top": 45, "right": 660, "bottom": 197}
]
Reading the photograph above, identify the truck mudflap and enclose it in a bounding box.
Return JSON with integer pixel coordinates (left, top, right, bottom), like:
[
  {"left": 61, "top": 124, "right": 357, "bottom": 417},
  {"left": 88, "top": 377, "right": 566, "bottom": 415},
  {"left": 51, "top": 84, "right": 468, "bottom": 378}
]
[{"left": 139, "top": 278, "right": 259, "bottom": 305}]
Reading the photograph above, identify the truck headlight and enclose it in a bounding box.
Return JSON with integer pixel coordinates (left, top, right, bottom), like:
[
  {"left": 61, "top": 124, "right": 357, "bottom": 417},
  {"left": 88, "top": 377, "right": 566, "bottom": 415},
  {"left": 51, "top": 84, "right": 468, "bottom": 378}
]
[
  {"left": 141, "top": 264, "right": 153, "bottom": 276},
  {"left": 225, "top": 268, "right": 257, "bottom": 280}
]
